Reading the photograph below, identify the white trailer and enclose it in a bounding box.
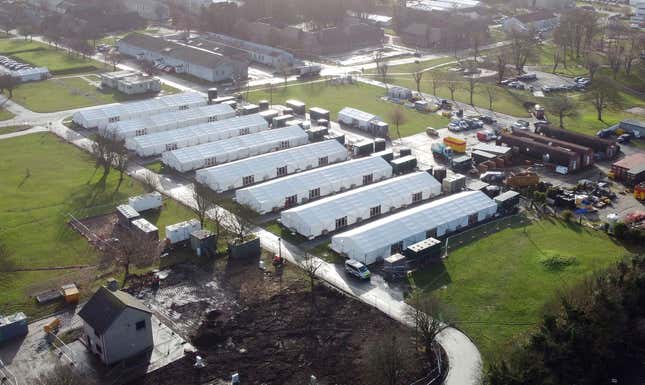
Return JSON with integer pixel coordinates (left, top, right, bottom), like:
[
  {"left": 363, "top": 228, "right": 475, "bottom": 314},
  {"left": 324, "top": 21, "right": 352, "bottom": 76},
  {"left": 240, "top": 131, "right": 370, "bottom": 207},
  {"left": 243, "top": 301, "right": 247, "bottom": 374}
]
[
  {"left": 235, "top": 156, "right": 393, "bottom": 214},
  {"left": 72, "top": 92, "right": 206, "bottom": 129},
  {"left": 195, "top": 140, "right": 348, "bottom": 192},
  {"left": 104, "top": 103, "right": 236, "bottom": 139},
  {"left": 127, "top": 114, "right": 268, "bottom": 157},
  {"left": 280, "top": 172, "right": 442, "bottom": 239},
  {"left": 331, "top": 191, "right": 498, "bottom": 265},
  {"left": 162, "top": 125, "right": 308, "bottom": 173},
  {"left": 128, "top": 192, "right": 163, "bottom": 212},
  {"left": 165, "top": 219, "right": 201, "bottom": 244}
]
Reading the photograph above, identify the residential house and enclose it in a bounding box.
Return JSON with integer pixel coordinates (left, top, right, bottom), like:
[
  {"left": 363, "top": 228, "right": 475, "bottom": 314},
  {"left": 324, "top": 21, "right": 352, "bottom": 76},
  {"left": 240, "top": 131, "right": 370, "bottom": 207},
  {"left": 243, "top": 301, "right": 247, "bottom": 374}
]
[{"left": 503, "top": 11, "right": 559, "bottom": 33}]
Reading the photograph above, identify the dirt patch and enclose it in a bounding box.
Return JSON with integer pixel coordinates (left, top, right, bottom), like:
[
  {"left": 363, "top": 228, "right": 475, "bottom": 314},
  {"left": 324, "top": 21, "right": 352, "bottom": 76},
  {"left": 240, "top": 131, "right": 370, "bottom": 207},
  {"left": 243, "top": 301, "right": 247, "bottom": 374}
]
[{"left": 128, "top": 260, "right": 432, "bottom": 385}]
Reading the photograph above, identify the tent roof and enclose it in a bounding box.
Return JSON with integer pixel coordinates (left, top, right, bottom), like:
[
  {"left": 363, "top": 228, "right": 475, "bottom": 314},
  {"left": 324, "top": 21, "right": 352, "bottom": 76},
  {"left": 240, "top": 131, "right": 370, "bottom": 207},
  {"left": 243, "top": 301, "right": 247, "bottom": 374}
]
[{"left": 332, "top": 191, "right": 497, "bottom": 253}]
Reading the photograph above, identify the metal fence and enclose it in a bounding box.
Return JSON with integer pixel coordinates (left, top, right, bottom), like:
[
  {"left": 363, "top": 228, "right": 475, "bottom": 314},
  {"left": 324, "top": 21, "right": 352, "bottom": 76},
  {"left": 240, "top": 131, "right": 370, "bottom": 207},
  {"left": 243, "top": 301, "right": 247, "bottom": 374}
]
[{"left": 445, "top": 214, "right": 531, "bottom": 254}]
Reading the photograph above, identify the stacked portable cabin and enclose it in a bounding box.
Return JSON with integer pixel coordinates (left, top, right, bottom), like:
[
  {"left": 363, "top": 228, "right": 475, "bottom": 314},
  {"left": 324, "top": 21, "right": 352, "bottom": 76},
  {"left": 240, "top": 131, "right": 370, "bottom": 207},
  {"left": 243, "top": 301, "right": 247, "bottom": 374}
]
[
  {"left": 331, "top": 191, "right": 498, "bottom": 264},
  {"left": 72, "top": 92, "right": 206, "bottom": 129},
  {"left": 104, "top": 103, "right": 236, "bottom": 139},
  {"left": 127, "top": 114, "right": 268, "bottom": 157},
  {"left": 195, "top": 140, "right": 348, "bottom": 192},
  {"left": 162, "top": 125, "right": 309, "bottom": 172},
  {"left": 131, "top": 218, "right": 159, "bottom": 242},
  {"left": 235, "top": 156, "right": 393, "bottom": 214},
  {"left": 165, "top": 219, "right": 201, "bottom": 245},
  {"left": 128, "top": 192, "right": 163, "bottom": 212},
  {"left": 280, "top": 172, "right": 442, "bottom": 239}
]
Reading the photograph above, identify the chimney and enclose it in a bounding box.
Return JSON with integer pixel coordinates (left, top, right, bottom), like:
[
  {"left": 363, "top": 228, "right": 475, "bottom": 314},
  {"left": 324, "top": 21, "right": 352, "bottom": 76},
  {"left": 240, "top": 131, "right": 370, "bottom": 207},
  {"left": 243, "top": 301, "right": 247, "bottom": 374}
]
[{"left": 106, "top": 278, "right": 118, "bottom": 291}]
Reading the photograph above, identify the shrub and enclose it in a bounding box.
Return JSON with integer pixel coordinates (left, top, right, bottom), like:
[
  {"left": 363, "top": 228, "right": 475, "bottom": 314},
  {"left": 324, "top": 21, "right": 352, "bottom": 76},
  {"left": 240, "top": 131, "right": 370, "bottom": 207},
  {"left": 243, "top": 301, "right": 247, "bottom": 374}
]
[{"left": 561, "top": 210, "right": 573, "bottom": 222}]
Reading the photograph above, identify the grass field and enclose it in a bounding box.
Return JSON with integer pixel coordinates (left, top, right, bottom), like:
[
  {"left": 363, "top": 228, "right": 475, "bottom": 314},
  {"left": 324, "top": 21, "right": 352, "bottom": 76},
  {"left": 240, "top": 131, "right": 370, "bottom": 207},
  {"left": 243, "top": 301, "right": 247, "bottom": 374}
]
[
  {"left": 365, "top": 56, "right": 455, "bottom": 75},
  {"left": 0, "top": 107, "right": 15, "bottom": 121},
  {"left": 0, "top": 39, "right": 102, "bottom": 75},
  {"left": 11, "top": 76, "right": 179, "bottom": 113},
  {"left": 0, "top": 133, "right": 197, "bottom": 317},
  {"left": 0, "top": 125, "right": 30, "bottom": 135},
  {"left": 409, "top": 218, "right": 631, "bottom": 361},
  {"left": 246, "top": 82, "right": 449, "bottom": 137}
]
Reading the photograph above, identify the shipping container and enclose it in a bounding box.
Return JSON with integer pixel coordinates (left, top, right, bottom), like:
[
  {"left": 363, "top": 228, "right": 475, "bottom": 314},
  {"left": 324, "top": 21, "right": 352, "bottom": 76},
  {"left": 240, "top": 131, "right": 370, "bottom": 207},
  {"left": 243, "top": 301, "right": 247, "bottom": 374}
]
[
  {"left": 286, "top": 100, "right": 306, "bottom": 115},
  {"left": 128, "top": 192, "right": 163, "bottom": 212},
  {"left": 0, "top": 312, "right": 28, "bottom": 344},
  {"left": 309, "top": 107, "right": 330, "bottom": 122},
  {"left": 390, "top": 155, "right": 417, "bottom": 174},
  {"left": 166, "top": 219, "right": 201, "bottom": 245}
]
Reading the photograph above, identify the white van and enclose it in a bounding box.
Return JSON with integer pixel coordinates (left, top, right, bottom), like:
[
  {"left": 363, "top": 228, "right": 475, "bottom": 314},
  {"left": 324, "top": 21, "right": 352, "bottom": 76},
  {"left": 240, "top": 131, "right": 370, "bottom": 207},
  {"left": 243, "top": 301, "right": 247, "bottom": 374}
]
[{"left": 344, "top": 259, "right": 371, "bottom": 280}]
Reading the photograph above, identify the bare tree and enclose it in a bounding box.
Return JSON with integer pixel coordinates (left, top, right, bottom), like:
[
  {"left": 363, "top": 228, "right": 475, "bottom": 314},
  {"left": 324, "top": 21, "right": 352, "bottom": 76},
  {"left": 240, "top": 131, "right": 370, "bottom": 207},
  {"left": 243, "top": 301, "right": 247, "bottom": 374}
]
[
  {"left": 412, "top": 70, "right": 424, "bottom": 94},
  {"left": 91, "top": 133, "right": 121, "bottom": 179},
  {"left": 113, "top": 141, "right": 129, "bottom": 187},
  {"left": 39, "top": 365, "right": 97, "bottom": 385},
  {"left": 428, "top": 71, "right": 442, "bottom": 99},
  {"left": 364, "top": 332, "right": 414, "bottom": 385},
  {"left": 227, "top": 204, "right": 257, "bottom": 245},
  {"left": 485, "top": 84, "right": 496, "bottom": 111},
  {"left": 406, "top": 292, "right": 451, "bottom": 362},
  {"left": 302, "top": 252, "right": 322, "bottom": 308},
  {"left": 495, "top": 49, "right": 509, "bottom": 84},
  {"left": 278, "top": 63, "right": 290, "bottom": 89},
  {"left": 466, "top": 75, "right": 478, "bottom": 106},
  {"left": 545, "top": 95, "right": 578, "bottom": 128},
  {"left": 106, "top": 50, "right": 121, "bottom": 71},
  {"left": 141, "top": 172, "right": 160, "bottom": 193},
  {"left": 375, "top": 50, "right": 389, "bottom": 90},
  {"left": 585, "top": 76, "right": 621, "bottom": 121},
  {"left": 606, "top": 41, "right": 622, "bottom": 79},
  {"left": 0, "top": 74, "right": 19, "bottom": 98},
  {"left": 584, "top": 54, "right": 600, "bottom": 80},
  {"left": 445, "top": 73, "right": 459, "bottom": 101},
  {"left": 101, "top": 230, "right": 160, "bottom": 287},
  {"left": 388, "top": 106, "right": 406, "bottom": 141},
  {"left": 509, "top": 30, "right": 537, "bottom": 74},
  {"left": 192, "top": 182, "right": 217, "bottom": 228}
]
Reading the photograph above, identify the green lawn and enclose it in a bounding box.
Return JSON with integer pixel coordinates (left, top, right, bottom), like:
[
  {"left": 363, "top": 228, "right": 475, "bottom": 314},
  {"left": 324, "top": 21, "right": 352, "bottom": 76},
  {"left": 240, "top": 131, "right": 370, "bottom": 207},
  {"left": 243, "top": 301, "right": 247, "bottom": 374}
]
[
  {"left": 409, "top": 218, "right": 631, "bottom": 361},
  {"left": 12, "top": 49, "right": 101, "bottom": 75},
  {"left": 0, "top": 107, "right": 15, "bottom": 121},
  {"left": 365, "top": 56, "right": 455, "bottom": 75},
  {"left": 0, "top": 39, "right": 47, "bottom": 54},
  {"left": 246, "top": 82, "right": 450, "bottom": 136},
  {"left": 0, "top": 125, "right": 29, "bottom": 135},
  {"left": 11, "top": 76, "right": 179, "bottom": 113},
  {"left": 0, "top": 133, "right": 197, "bottom": 317}
]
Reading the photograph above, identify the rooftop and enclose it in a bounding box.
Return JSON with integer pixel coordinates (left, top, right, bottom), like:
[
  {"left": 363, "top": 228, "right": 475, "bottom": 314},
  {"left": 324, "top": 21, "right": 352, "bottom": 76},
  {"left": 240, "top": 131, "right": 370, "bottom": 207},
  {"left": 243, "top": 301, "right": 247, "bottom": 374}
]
[
  {"left": 406, "top": 0, "right": 481, "bottom": 12},
  {"left": 613, "top": 153, "right": 645, "bottom": 175},
  {"left": 78, "top": 286, "right": 151, "bottom": 334}
]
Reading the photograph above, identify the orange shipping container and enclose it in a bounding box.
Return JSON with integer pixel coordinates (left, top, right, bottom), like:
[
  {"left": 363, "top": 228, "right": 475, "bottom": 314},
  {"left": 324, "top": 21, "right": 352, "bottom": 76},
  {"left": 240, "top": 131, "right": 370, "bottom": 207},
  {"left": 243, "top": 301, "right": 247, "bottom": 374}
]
[{"left": 443, "top": 136, "right": 467, "bottom": 153}]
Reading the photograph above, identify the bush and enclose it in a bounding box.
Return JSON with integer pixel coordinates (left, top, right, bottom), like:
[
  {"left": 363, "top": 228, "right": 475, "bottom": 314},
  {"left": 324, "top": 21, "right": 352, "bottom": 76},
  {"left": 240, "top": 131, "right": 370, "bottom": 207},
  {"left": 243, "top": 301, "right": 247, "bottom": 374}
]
[
  {"left": 540, "top": 254, "right": 577, "bottom": 271},
  {"left": 561, "top": 210, "right": 573, "bottom": 222},
  {"left": 614, "top": 222, "right": 628, "bottom": 239}
]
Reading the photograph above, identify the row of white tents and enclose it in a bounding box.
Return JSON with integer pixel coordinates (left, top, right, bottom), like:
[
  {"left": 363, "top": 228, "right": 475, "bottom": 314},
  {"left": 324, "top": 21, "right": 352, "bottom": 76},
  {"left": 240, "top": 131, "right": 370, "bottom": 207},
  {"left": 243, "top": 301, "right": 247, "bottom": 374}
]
[
  {"left": 162, "top": 125, "right": 309, "bottom": 173},
  {"left": 104, "top": 103, "right": 236, "bottom": 139},
  {"left": 235, "top": 156, "right": 393, "bottom": 214},
  {"left": 280, "top": 172, "right": 442, "bottom": 239},
  {"left": 126, "top": 114, "right": 268, "bottom": 157},
  {"left": 195, "top": 140, "right": 349, "bottom": 192},
  {"left": 72, "top": 92, "right": 206, "bottom": 129},
  {"left": 330, "top": 191, "right": 498, "bottom": 265}
]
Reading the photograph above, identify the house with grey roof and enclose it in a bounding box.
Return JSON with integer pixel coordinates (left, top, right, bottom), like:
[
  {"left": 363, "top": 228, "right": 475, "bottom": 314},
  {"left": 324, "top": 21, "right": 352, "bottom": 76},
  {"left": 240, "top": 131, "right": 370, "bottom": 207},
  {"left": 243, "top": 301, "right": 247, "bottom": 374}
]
[
  {"left": 78, "top": 285, "right": 153, "bottom": 365},
  {"left": 118, "top": 33, "right": 248, "bottom": 83}
]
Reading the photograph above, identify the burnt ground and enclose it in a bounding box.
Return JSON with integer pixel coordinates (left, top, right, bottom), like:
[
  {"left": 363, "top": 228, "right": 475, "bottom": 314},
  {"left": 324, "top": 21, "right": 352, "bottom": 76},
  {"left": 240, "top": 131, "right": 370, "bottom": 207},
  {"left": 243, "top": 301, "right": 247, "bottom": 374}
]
[{"left": 128, "top": 256, "right": 433, "bottom": 385}]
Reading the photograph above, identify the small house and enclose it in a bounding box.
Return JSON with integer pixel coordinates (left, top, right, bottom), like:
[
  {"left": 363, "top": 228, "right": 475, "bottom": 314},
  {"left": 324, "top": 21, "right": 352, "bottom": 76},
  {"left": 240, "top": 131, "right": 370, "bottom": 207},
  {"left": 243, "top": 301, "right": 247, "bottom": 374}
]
[{"left": 78, "top": 286, "right": 153, "bottom": 365}]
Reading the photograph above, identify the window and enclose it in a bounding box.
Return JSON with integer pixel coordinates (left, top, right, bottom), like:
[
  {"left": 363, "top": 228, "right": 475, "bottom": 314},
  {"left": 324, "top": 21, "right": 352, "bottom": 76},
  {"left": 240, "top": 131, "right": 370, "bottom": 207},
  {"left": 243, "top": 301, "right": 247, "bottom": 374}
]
[
  {"left": 242, "top": 175, "right": 254, "bottom": 186},
  {"left": 95, "top": 343, "right": 102, "bottom": 353},
  {"left": 108, "top": 116, "right": 120, "bottom": 123},
  {"left": 285, "top": 195, "right": 298, "bottom": 207},
  {"left": 318, "top": 156, "right": 328, "bottom": 166},
  {"left": 279, "top": 140, "right": 290, "bottom": 149},
  {"left": 135, "top": 129, "right": 146, "bottom": 137},
  {"left": 208, "top": 116, "right": 218, "bottom": 123},
  {"left": 390, "top": 241, "right": 404, "bottom": 254},
  {"left": 276, "top": 166, "right": 288, "bottom": 177},
  {"left": 179, "top": 105, "right": 189, "bottom": 111},
  {"left": 205, "top": 157, "right": 217, "bottom": 167},
  {"left": 412, "top": 192, "right": 423, "bottom": 203},
  {"left": 426, "top": 228, "right": 437, "bottom": 239},
  {"left": 335, "top": 216, "right": 348, "bottom": 230},
  {"left": 309, "top": 188, "right": 320, "bottom": 200},
  {"left": 165, "top": 143, "right": 178, "bottom": 151},
  {"left": 468, "top": 214, "right": 478, "bottom": 226},
  {"left": 136, "top": 320, "right": 146, "bottom": 331},
  {"left": 369, "top": 205, "right": 381, "bottom": 218},
  {"left": 239, "top": 127, "right": 250, "bottom": 135},
  {"left": 362, "top": 173, "right": 373, "bottom": 185}
]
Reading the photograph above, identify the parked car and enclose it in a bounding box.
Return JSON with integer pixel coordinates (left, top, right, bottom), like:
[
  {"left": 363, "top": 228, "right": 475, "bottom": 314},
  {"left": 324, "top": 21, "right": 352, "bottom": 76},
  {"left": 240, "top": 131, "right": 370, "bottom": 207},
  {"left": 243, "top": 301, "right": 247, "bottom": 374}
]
[
  {"left": 617, "top": 134, "right": 631, "bottom": 143},
  {"left": 480, "top": 116, "right": 496, "bottom": 125},
  {"left": 512, "top": 120, "right": 530, "bottom": 131},
  {"left": 345, "top": 259, "right": 371, "bottom": 280},
  {"left": 448, "top": 121, "right": 462, "bottom": 132}
]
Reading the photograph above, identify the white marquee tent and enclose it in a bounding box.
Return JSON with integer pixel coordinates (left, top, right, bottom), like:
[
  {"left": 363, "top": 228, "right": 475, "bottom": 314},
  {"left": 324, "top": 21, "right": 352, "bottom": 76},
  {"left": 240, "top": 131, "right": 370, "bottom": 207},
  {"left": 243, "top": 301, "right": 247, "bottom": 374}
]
[
  {"left": 280, "top": 172, "right": 442, "bottom": 239},
  {"left": 72, "top": 92, "right": 206, "bottom": 129},
  {"left": 162, "top": 125, "right": 308, "bottom": 172},
  {"left": 331, "top": 191, "right": 498, "bottom": 264},
  {"left": 195, "top": 140, "right": 348, "bottom": 192},
  {"left": 235, "top": 156, "right": 392, "bottom": 214},
  {"left": 126, "top": 114, "right": 268, "bottom": 157},
  {"left": 104, "top": 103, "right": 235, "bottom": 139}
]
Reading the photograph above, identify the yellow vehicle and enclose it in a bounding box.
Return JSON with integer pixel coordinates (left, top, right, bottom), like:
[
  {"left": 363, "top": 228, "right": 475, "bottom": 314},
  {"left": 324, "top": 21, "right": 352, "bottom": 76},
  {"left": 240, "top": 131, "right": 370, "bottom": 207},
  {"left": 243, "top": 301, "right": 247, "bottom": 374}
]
[{"left": 443, "top": 136, "right": 467, "bottom": 153}]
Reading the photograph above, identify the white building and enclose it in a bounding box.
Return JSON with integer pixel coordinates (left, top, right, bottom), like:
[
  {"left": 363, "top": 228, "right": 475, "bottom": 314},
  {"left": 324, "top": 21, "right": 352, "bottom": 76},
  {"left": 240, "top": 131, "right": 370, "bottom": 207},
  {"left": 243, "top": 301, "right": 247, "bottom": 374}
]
[
  {"left": 115, "top": 74, "right": 161, "bottom": 95},
  {"left": 338, "top": 107, "right": 389, "bottom": 137},
  {"left": 127, "top": 114, "right": 268, "bottom": 157},
  {"left": 503, "top": 11, "right": 559, "bottom": 33},
  {"left": 162, "top": 125, "right": 308, "bottom": 172},
  {"left": 118, "top": 33, "right": 248, "bottom": 83},
  {"left": 11, "top": 67, "right": 50, "bottom": 82},
  {"left": 195, "top": 140, "right": 349, "bottom": 192},
  {"left": 78, "top": 286, "right": 153, "bottom": 365},
  {"left": 104, "top": 103, "right": 235, "bottom": 139},
  {"left": 72, "top": 92, "right": 206, "bottom": 129},
  {"left": 235, "top": 156, "right": 393, "bottom": 214},
  {"left": 281, "top": 172, "right": 442, "bottom": 239},
  {"left": 331, "top": 191, "right": 498, "bottom": 264}
]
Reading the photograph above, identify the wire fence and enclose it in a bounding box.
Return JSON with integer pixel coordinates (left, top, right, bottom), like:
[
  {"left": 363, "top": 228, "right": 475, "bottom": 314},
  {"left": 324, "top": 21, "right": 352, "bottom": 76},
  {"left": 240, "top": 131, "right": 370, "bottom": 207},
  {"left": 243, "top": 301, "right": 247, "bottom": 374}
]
[{"left": 445, "top": 214, "right": 531, "bottom": 254}]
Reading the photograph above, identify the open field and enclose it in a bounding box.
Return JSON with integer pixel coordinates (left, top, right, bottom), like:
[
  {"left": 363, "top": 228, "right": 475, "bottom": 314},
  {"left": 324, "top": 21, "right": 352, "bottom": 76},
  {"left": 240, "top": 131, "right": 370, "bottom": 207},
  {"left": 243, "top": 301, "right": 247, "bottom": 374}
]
[
  {"left": 0, "top": 39, "right": 102, "bottom": 75},
  {"left": 0, "top": 107, "right": 15, "bottom": 121},
  {"left": 365, "top": 56, "right": 455, "bottom": 75},
  {"left": 0, "top": 133, "right": 197, "bottom": 317},
  {"left": 246, "top": 82, "right": 450, "bottom": 137},
  {"left": 409, "top": 218, "right": 632, "bottom": 361},
  {"left": 11, "top": 76, "right": 179, "bottom": 113},
  {"left": 0, "top": 125, "right": 30, "bottom": 135}
]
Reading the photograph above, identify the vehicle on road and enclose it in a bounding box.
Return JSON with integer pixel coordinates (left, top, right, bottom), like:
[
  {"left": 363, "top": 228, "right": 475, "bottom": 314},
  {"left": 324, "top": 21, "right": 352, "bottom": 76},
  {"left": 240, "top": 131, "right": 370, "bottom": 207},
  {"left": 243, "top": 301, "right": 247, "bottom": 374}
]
[
  {"left": 345, "top": 259, "right": 371, "bottom": 280},
  {"left": 512, "top": 120, "right": 530, "bottom": 131}
]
